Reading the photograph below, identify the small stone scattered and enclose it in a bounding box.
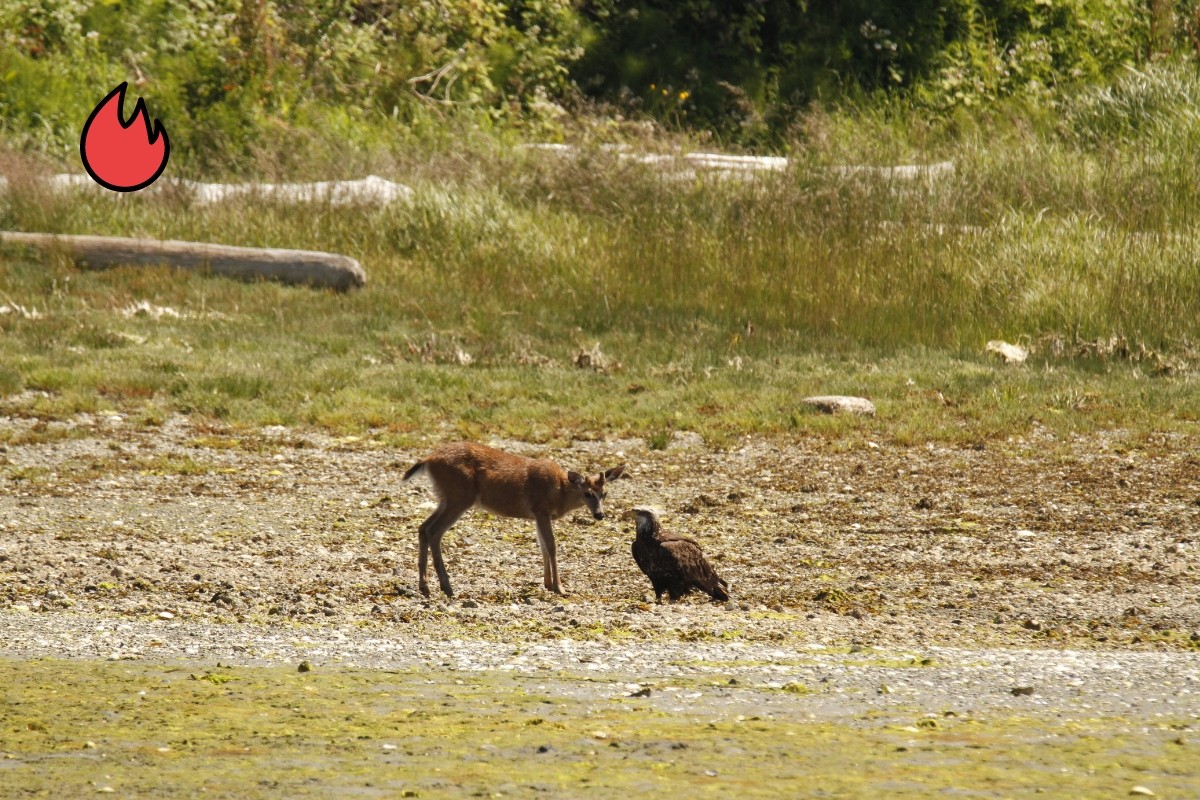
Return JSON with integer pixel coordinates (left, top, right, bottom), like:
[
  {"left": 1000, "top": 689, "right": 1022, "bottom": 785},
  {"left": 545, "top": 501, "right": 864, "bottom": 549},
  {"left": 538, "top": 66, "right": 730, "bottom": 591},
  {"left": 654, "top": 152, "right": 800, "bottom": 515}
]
[
  {"left": 297, "top": 660, "right": 313, "bottom": 673},
  {"left": 1011, "top": 686, "right": 1035, "bottom": 696}
]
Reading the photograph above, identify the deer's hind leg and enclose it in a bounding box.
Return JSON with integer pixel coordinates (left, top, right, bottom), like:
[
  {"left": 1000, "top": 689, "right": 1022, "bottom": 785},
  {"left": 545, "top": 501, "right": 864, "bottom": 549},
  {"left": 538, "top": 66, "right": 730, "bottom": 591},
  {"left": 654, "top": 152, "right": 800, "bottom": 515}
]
[{"left": 417, "top": 502, "right": 468, "bottom": 597}]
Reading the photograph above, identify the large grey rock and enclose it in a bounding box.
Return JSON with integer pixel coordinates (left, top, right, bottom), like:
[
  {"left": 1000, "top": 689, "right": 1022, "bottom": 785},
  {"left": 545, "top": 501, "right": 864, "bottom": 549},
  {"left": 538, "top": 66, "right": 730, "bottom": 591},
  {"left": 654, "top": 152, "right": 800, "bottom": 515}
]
[{"left": 802, "top": 396, "right": 876, "bottom": 416}]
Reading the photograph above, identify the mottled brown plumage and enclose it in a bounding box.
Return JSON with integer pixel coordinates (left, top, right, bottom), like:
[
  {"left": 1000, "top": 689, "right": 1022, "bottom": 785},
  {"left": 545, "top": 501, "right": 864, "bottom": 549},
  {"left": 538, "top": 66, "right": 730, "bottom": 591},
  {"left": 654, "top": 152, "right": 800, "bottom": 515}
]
[{"left": 630, "top": 507, "right": 729, "bottom": 603}]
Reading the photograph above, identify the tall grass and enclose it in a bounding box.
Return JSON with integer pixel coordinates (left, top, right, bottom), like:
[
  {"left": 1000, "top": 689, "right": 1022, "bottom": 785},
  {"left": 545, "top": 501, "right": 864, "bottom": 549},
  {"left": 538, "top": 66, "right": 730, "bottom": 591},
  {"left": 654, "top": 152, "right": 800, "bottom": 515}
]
[{"left": 2, "top": 62, "right": 1200, "bottom": 442}]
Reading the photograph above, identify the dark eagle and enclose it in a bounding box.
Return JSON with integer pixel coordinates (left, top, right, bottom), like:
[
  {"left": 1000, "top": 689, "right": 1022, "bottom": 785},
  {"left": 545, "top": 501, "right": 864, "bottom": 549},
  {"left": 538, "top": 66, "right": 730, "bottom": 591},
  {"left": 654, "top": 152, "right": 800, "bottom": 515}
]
[{"left": 630, "top": 507, "right": 729, "bottom": 603}]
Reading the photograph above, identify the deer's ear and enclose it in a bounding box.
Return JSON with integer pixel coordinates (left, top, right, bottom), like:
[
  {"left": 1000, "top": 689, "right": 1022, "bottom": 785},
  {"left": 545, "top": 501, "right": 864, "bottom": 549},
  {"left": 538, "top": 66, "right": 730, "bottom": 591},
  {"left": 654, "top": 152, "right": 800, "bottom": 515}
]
[
  {"left": 604, "top": 465, "right": 627, "bottom": 482},
  {"left": 568, "top": 470, "right": 585, "bottom": 486}
]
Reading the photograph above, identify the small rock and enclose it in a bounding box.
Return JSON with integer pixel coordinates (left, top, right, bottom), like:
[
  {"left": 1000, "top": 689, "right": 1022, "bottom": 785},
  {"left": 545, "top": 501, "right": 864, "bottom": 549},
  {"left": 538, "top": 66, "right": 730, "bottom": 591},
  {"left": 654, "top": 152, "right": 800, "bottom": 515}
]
[
  {"left": 628, "top": 687, "right": 652, "bottom": 698},
  {"left": 1129, "top": 787, "right": 1156, "bottom": 797},
  {"left": 704, "top": 770, "right": 718, "bottom": 778},
  {"left": 461, "top": 600, "right": 479, "bottom": 609},
  {"left": 574, "top": 343, "right": 615, "bottom": 372},
  {"left": 381, "top": 743, "right": 397, "bottom": 751},
  {"left": 1022, "top": 619, "right": 1043, "bottom": 631},
  {"left": 914, "top": 497, "right": 936, "bottom": 510},
  {"left": 537, "top": 745, "right": 551, "bottom": 753},
  {"left": 801, "top": 396, "right": 876, "bottom": 416},
  {"left": 83, "top": 741, "right": 96, "bottom": 749},
  {"left": 297, "top": 660, "right": 313, "bottom": 673},
  {"left": 157, "top": 611, "right": 175, "bottom": 620},
  {"left": 1011, "top": 686, "right": 1035, "bottom": 696}
]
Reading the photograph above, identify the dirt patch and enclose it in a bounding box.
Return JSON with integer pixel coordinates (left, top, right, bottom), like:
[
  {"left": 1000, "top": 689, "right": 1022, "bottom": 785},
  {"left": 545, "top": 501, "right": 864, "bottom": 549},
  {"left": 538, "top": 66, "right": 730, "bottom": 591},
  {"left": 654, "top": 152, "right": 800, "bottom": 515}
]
[{"left": 1, "top": 414, "right": 1198, "bottom": 651}]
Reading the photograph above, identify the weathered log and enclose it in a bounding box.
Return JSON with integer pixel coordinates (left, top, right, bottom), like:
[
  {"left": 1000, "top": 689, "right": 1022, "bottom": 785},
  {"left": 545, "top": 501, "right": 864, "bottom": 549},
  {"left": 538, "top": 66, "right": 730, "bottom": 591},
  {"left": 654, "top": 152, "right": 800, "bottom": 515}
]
[{"left": 0, "top": 231, "right": 365, "bottom": 291}]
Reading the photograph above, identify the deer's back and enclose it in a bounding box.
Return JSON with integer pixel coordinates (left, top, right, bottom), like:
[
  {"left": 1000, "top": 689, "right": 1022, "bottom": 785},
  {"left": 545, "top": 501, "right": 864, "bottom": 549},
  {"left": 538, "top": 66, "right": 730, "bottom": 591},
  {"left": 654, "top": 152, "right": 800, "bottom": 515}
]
[{"left": 423, "top": 442, "right": 568, "bottom": 519}]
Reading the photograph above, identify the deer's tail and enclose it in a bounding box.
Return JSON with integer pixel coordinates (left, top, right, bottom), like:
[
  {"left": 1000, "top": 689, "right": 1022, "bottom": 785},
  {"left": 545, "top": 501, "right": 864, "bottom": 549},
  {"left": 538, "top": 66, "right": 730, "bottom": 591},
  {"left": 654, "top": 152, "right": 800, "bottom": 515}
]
[{"left": 402, "top": 461, "right": 426, "bottom": 482}]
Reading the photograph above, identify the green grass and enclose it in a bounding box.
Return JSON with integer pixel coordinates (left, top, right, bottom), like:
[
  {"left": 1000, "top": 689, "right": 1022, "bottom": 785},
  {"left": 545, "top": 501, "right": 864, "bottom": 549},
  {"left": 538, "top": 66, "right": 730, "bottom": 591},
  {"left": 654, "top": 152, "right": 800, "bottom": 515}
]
[
  {"left": 3, "top": 64, "right": 1200, "bottom": 443},
  {"left": 2, "top": 658, "right": 1194, "bottom": 799}
]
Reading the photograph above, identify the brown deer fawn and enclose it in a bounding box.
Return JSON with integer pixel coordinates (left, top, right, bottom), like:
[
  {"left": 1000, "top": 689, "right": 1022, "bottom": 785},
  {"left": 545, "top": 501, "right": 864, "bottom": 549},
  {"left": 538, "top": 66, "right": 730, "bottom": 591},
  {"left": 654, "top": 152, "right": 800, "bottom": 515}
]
[{"left": 403, "top": 442, "right": 626, "bottom": 597}]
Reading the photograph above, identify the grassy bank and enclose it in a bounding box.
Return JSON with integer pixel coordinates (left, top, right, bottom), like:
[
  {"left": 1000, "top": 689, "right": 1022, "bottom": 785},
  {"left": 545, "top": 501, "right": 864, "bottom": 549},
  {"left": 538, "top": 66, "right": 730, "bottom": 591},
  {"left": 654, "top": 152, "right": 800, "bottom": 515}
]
[{"left": 3, "top": 66, "right": 1200, "bottom": 444}]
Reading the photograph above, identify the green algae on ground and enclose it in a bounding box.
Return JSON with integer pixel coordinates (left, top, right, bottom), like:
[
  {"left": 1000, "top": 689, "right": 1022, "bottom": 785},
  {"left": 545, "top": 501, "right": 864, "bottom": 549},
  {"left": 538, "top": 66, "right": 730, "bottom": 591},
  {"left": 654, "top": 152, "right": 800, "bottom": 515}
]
[{"left": 1, "top": 657, "right": 1195, "bottom": 799}]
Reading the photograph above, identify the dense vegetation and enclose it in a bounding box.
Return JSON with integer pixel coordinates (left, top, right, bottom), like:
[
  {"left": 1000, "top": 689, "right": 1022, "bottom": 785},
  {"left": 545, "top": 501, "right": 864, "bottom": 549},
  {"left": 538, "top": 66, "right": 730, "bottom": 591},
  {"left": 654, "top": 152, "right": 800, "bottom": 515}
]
[{"left": 0, "top": 1, "right": 1189, "bottom": 168}]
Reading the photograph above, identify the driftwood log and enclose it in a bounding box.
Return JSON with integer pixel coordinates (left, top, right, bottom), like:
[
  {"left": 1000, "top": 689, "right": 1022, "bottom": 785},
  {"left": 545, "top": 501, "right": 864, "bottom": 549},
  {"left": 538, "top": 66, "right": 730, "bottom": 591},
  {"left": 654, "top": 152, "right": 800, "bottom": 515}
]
[{"left": 0, "top": 231, "right": 366, "bottom": 291}]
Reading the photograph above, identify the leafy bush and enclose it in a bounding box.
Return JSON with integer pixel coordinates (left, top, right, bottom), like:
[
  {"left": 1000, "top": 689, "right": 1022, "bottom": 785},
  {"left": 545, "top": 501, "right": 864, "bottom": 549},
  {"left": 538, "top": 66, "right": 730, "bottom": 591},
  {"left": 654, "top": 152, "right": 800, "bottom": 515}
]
[
  {"left": 0, "top": 0, "right": 585, "bottom": 170},
  {"left": 0, "top": 0, "right": 1187, "bottom": 156},
  {"left": 574, "top": 0, "right": 1160, "bottom": 140}
]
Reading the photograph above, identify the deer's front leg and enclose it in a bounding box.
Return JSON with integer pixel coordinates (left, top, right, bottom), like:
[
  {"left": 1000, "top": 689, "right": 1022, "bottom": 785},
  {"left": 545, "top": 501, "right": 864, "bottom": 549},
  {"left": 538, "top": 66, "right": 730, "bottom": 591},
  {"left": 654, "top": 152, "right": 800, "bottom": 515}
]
[{"left": 534, "top": 514, "right": 563, "bottom": 594}]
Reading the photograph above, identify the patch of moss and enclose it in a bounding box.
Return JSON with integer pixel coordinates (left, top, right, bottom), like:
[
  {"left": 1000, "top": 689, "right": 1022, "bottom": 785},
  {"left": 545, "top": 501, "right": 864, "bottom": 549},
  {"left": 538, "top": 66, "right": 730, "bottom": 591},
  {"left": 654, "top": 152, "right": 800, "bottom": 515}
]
[{"left": 0, "top": 658, "right": 1194, "bottom": 798}]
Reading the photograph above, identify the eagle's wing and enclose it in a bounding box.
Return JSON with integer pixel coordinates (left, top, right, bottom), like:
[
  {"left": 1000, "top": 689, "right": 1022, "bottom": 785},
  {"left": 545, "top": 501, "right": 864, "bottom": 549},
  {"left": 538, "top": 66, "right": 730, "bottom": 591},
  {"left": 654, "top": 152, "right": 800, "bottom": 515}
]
[
  {"left": 659, "top": 538, "right": 729, "bottom": 601},
  {"left": 631, "top": 538, "right": 653, "bottom": 576}
]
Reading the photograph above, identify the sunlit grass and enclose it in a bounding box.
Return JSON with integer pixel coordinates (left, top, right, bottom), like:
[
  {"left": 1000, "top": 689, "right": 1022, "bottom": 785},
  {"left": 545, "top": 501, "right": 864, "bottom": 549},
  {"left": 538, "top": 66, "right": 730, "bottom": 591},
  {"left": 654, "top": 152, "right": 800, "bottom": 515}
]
[{"left": 3, "top": 64, "right": 1200, "bottom": 443}]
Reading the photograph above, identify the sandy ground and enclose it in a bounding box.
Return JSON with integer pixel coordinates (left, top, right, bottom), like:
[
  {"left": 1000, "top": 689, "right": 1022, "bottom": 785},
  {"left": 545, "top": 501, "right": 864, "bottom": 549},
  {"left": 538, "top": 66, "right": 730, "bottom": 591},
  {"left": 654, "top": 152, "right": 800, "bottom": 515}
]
[{"left": 2, "top": 413, "right": 1197, "bottom": 651}]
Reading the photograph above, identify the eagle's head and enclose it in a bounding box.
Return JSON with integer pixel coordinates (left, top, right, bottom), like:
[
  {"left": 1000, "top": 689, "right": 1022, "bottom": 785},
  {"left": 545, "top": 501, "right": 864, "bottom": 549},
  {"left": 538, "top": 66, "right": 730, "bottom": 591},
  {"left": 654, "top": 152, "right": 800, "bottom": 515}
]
[{"left": 629, "top": 506, "right": 662, "bottom": 538}]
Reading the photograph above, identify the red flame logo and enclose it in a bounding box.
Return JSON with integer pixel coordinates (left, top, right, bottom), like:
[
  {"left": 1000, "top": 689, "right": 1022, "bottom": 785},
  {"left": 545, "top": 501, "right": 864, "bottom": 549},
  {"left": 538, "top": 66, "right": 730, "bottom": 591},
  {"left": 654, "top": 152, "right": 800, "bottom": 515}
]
[{"left": 80, "top": 82, "right": 170, "bottom": 192}]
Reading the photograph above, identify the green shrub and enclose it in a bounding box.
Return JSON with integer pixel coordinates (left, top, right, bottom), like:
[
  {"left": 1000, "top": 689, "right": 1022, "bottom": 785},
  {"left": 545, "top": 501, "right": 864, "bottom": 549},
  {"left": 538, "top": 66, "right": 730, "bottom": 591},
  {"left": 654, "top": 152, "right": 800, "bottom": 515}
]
[
  {"left": 575, "top": 0, "right": 1158, "bottom": 141},
  {"left": 0, "top": 0, "right": 585, "bottom": 169}
]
